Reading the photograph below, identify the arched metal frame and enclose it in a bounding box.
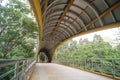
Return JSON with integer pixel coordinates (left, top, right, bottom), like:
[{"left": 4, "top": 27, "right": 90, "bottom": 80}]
[
  {"left": 44, "top": 24, "right": 72, "bottom": 37},
  {"left": 44, "top": 8, "right": 94, "bottom": 32},
  {"left": 44, "top": 19, "right": 78, "bottom": 34},
  {"left": 44, "top": 2, "right": 68, "bottom": 16},
  {"left": 102, "top": 0, "right": 116, "bottom": 22},
  {"left": 44, "top": 10, "right": 84, "bottom": 29},
  {"left": 43, "top": 33, "right": 62, "bottom": 41},
  {"left": 45, "top": 20, "right": 75, "bottom": 40},
  {"left": 79, "top": 0, "right": 103, "bottom": 26},
  {"left": 43, "top": 26, "right": 71, "bottom": 39},
  {"left": 29, "top": 0, "right": 120, "bottom": 62},
  {"left": 44, "top": 20, "right": 77, "bottom": 34},
  {"left": 41, "top": 0, "right": 120, "bottom": 41},
  {"left": 45, "top": 9, "right": 82, "bottom": 27},
  {"left": 72, "top": 4, "right": 95, "bottom": 27},
  {"left": 45, "top": 8, "right": 83, "bottom": 27},
  {"left": 44, "top": 20, "right": 78, "bottom": 33},
  {"left": 44, "top": 9, "right": 89, "bottom": 30},
  {"left": 43, "top": 32, "right": 63, "bottom": 41},
  {"left": 45, "top": 4, "right": 67, "bottom": 17},
  {"left": 45, "top": 3, "right": 92, "bottom": 24},
  {"left": 32, "top": 0, "right": 120, "bottom": 39},
  {"left": 45, "top": 3, "right": 102, "bottom": 40},
  {"left": 43, "top": 30, "right": 67, "bottom": 41},
  {"left": 42, "top": 0, "right": 66, "bottom": 17},
  {"left": 44, "top": 2, "right": 102, "bottom": 30}
]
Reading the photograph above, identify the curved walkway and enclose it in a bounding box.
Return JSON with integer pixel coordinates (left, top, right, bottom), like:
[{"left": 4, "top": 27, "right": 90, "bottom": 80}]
[{"left": 30, "top": 63, "right": 113, "bottom": 80}]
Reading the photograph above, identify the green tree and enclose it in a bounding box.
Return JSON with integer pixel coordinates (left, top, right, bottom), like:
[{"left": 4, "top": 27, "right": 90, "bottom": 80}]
[
  {"left": 0, "top": 0, "right": 38, "bottom": 59},
  {"left": 93, "top": 34, "right": 103, "bottom": 42}
]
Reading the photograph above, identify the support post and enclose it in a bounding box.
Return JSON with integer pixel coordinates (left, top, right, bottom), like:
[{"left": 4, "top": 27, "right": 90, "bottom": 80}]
[
  {"left": 112, "top": 59, "right": 115, "bottom": 78},
  {"left": 15, "top": 61, "right": 19, "bottom": 80},
  {"left": 84, "top": 59, "right": 86, "bottom": 70}
]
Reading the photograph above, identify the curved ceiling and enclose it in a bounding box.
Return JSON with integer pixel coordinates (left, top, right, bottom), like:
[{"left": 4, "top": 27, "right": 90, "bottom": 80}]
[{"left": 29, "top": 0, "right": 120, "bottom": 61}]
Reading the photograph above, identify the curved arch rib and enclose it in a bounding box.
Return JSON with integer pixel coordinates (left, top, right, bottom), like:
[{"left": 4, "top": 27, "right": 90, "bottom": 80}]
[
  {"left": 44, "top": 25, "right": 72, "bottom": 37},
  {"left": 43, "top": 26, "right": 71, "bottom": 38},
  {"left": 44, "top": 18, "right": 78, "bottom": 33},
  {"left": 51, "top": 0, "right": 74, "bottom": 35},
  {"left": 80, "top": 0, "right": 103, "bottom": 26},
  {"left": 79, "top": 1, "right": 120, "bottom": 32}
]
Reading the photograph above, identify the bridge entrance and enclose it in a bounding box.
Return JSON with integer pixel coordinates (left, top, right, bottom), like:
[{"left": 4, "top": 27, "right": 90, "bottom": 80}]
[{"left": 39, "top": 52, "right": 48, "bottom": 63}]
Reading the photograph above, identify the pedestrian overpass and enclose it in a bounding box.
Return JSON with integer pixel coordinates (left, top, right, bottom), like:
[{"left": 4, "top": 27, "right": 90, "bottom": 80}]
[
  {"left": 29, "top": 0, "right": 120, "bottom": 62},
  {"left": 0, "top": 0, "right": 120, "bottom": 80}
]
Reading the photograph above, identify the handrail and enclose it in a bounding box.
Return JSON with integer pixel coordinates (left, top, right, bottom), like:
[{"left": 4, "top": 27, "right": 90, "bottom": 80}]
[
  {"left": 53, "top": 58, "right": 120, "bottom": 79},
  {"left": 0, "top": 58, "right": 36, "bottom": 80},
  {"left": 0, "top": 59, "right": 26, "bottom": 68}
]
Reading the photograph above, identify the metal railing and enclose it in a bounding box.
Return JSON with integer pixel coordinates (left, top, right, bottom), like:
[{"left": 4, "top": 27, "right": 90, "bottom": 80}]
[
  {"left": 0, "top": 58, "right": 36, "bottom": 80},
  {"left": 53, "top": 58, "right": 120, "bottom": 79}
]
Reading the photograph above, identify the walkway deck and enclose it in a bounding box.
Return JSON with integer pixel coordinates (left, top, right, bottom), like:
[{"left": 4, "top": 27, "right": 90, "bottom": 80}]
[{"left": 30, "top": 63, "right": 113, "bottom": 80}]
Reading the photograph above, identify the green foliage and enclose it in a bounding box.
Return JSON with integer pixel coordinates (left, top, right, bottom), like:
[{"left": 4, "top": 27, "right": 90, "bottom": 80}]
[
  {"left": 0, "top": 0, "right": 38, "bottom": 59},
  {"left": 54, "top": 34, "right": 120, "bottom": 77},
  {"left": 0, "top": 1, "right": 38, "bottom": 79},
  {"left": 55, "top": 34, "right": 119, "bottom": 59}
]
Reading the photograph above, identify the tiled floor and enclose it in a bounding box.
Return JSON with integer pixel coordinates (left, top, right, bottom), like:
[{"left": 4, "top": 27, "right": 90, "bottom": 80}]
[{"left": 30, "top": 63, "right": 113, "bottom": 80}]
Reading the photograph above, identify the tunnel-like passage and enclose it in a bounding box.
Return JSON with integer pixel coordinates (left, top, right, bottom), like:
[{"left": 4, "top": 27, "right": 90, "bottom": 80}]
[
  {"left": 29, "top": 0, "right": 120, "bottom": 62},
  {"left": 39, "top": 48, "right": 52, "bottom": 62}
]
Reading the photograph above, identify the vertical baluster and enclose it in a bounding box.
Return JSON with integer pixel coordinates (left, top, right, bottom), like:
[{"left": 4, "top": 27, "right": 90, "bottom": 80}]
[
  {"left": 112, "top": 59, "right": 115, "bottom": 78},
  {"left": 22, "top": 60, "right": 26, "bottom": 80},
  {"left": 73, "top": 59, "right": 74, "bottom": 67},
  {"left": 91, "top": 59, "right": 93, "bottom": 71},
  {"left": 14, "top": 61, "right": 19, "bottom": 80},
  {"left": 84, "top": 59, "right": 86, "bottom": 70},
  {"left": 26, "top": 59, "right": 30, "bottom": 80},
  {"left": 98, "top": 59, "right": 101, "bottom": 73}
]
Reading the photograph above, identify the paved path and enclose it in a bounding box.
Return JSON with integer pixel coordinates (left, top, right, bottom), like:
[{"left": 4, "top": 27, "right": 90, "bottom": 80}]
[{"left": 30, "top": 63, "right": 113, "bottom": 80}]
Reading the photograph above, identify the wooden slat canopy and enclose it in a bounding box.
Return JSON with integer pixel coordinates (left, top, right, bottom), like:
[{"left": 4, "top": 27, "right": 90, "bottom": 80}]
[{"left": 29, "top": 0, "right": 120, "bottom": 62}]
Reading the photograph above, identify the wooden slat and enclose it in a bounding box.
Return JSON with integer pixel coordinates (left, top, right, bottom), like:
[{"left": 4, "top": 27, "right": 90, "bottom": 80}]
[
  {"left": 51, "top": 0, "right": 74, "bottom": 35},
  {"left": 62, "top": 0, "right": 96, "bottom": 31},
  {"left": 79, "top": 1, "right": 120, "bottom": 32}
]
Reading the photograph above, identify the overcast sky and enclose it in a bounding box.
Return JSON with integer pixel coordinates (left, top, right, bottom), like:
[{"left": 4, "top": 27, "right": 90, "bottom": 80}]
[{"left": 73, "top": 27, "right": 119, "bottom": 42}]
